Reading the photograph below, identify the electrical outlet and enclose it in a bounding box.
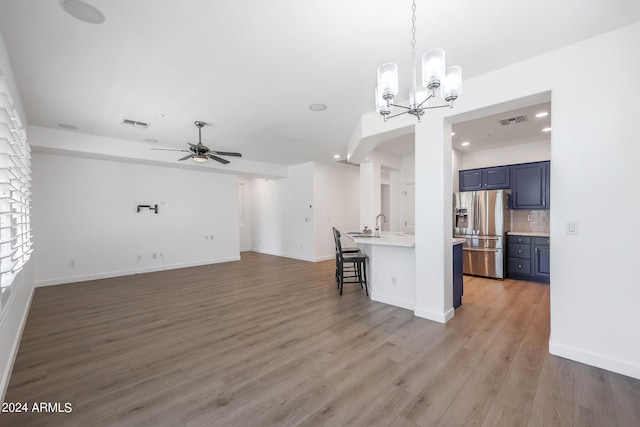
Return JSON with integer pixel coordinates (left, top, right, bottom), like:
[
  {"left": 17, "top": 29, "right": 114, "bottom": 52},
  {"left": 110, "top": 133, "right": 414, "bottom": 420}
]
[
  {"left": 159, "top": 253, "right": 164, "bottom": 259},
  {"left": 69, "top": 260, "right": 75, "bottom": 268},
  {"left": 391, "top": 276, "right": 397, "bottom": 286},
  {"left": 210, "top": 235, "right": 214, "bottom": 240},
  {"left": 137, "top": 255, "right": 142, "bottom": 261},
  {"left": 152, "top": 253, "right": 157, "bottom": 259},
  {"left": 205, "top": 235, "right": 209, "bottom": 240}
]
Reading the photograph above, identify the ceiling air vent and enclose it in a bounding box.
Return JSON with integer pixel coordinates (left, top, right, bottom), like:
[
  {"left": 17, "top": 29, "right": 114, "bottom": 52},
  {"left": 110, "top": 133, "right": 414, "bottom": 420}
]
[
  {"left": 499, "top": 115, "right": 528, "bottom": 126},
  {"left": 121, "top": 118, "right": 150, "bottom": 129}
]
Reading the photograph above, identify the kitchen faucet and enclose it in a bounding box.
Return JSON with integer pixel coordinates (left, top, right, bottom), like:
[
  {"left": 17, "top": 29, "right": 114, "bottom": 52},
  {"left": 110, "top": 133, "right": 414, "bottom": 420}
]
[{"left": 375, "top": 214, "right": 387, "bottom": 237}]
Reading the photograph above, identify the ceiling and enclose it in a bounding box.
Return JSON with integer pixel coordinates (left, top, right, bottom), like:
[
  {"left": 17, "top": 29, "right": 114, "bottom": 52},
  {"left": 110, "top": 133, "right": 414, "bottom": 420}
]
[
  {"left": 375, "top": 102, "right": 552, "bottom": 157},
  {"left": 0, "top": 0, "right": 637, "bottom": 167}
]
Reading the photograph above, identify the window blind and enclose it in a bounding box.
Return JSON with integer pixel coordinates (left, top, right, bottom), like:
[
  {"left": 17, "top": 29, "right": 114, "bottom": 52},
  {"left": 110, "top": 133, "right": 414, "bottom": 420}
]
[{"left": 0, "top": 73, "right": 32, "bottom": 302}]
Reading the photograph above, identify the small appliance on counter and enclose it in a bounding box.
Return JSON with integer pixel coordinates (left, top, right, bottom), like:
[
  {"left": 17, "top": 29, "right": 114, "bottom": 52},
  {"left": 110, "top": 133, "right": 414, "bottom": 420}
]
[{"left": 453, "top": 190, "right": 510, "bottom": 279}]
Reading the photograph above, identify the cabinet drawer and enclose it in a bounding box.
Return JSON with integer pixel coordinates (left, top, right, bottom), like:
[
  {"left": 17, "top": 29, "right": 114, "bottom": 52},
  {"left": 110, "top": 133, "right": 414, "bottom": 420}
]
[
  {"left": 509, "top": 243, "right": 531, "bottom": 259},
  {"left": 509, "top": 258, "right": 531, "bottom": 275},
  {"left": 534, "top": 237, "right": 550, "bottom": 246},
  {"left": 508, "top": 235, "right": 531, "bottom": 245}
]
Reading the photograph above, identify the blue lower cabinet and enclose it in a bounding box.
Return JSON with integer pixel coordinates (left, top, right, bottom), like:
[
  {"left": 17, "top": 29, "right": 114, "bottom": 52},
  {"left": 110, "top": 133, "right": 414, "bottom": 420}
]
[
  {"left": 508, "top": 235, "right": 550, "bottom": 284},
  {"left": 533, "top": 237, "right": 550, "bottom": 280},
  {"left": 453, "top": 244, "right": 463, "bottom": 309}
]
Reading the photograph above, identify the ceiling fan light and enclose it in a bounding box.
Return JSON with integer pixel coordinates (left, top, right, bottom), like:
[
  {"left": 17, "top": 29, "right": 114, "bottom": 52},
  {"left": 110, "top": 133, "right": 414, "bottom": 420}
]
[
  {"left": 422, "top": 48, "right": 445, "bottom": 90},
  {"left": 442, "top": 65, "right": 462, "bottom": 102},
  {"left": 193, "top": 156, "right": 208, "bottom": 163},
  {"left": 377, "top": 63, "right": 399, "bottom": 100}
]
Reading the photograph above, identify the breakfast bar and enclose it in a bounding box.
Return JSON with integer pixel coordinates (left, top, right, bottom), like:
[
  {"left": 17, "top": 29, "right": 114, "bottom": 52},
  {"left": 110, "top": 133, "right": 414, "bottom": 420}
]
[{"left": 346, "top": 233, "right": 466, "bottom": 312}]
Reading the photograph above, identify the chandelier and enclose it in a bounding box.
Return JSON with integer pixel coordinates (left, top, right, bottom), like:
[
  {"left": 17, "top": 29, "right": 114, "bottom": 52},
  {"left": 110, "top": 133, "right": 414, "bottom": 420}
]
[{"left": 375, "top": 0, "right": 462, "bottom": 122}]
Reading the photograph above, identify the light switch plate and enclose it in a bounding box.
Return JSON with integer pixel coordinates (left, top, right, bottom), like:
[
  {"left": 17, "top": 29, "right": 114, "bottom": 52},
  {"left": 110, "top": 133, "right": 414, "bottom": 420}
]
[{"left": 566, "top": 221, "right": 579, "bottom": 235}]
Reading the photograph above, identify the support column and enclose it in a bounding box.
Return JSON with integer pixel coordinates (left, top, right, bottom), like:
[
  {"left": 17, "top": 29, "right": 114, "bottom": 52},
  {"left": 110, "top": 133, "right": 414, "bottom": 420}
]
[{"left": 413, "top": 115, "right": 454, "bottom": 323}]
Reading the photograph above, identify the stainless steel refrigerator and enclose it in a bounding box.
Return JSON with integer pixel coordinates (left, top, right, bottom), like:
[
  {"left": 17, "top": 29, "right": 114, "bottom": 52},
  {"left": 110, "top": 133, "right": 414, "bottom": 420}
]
[{"left": 453, "top": 190, "right": 510, "bottom": 279}]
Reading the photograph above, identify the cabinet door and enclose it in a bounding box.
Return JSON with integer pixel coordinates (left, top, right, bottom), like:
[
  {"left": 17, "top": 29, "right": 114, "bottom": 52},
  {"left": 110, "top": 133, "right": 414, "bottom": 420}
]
[
  {"left": 533, "top": 238, "right": 551, "bottom": 279},
  {"left": 484, "top": 166, "right": 510, "bottom": 189},
  {"left": 511, "top": 162, "right": 548, "bottom": 210},
  {"left": 459, "top": 170, "right": 483, "bottom": 191}
]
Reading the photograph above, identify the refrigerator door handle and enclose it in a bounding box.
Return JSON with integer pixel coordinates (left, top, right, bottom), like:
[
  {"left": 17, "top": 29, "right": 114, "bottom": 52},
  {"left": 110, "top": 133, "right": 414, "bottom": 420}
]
[{"left": 463, "top": 247, "right": 500, "bottom": 252}]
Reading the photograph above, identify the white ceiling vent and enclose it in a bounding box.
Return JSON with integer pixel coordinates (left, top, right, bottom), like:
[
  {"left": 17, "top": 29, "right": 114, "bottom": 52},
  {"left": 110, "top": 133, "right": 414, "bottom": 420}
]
[
  {"left": 121, "top": 119, "right": 150, "bottom": 129},
  {"left": 499, "top": 115, "right": 528, "bottom": 126}
]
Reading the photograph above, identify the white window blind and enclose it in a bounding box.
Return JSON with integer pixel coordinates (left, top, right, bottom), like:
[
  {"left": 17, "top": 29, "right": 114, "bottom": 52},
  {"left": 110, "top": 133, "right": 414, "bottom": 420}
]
[{"left": 0, "top": 73, "right": 32, "bottom": 302}]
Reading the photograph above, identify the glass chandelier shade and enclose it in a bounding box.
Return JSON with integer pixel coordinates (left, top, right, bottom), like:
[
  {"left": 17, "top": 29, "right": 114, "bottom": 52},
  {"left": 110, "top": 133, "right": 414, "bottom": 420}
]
[
  {"left": 442, "top": 66, "right": 462, "bottom": 102},
  {"left": 410, "top": 86, "right": 428, "bottom": 109},
  {"left": 376, "top": 63, "right": 399, "bottom": 100},
  {"left": 422, "top": 48, "right": 445, "bottom": 89}
]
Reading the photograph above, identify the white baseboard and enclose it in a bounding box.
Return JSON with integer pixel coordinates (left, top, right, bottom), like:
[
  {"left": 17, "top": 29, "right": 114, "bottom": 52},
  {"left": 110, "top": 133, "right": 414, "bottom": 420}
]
[
  {"left": 250, "top": 248, "right": 332, "bottom": 263},
  {"left": 35, "top": 256, "right": 241, "bottom": 287},
  {"left": 1, "top": 284, "right": 34, "bottom": 402},
  {"left": 414, "top": 306, "right": 455, "bottom": 324},
  {"left": 371, "top": 292, "right": 415, "bottom": 311},
  {"left": 549, "top": 340, "right": 640, "bottom": 380}
]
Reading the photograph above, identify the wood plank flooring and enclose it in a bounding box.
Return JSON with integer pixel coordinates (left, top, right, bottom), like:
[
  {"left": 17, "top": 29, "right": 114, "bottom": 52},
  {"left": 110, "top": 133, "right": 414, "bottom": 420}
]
[{"left": 2, "top": 252, "right": 639, "bottom": 426}]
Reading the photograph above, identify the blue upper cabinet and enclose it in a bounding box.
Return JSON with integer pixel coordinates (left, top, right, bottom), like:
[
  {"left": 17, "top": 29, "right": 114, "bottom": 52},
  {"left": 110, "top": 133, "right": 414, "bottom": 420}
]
[
  {"left": 459, "top": 169, "right": 483, "bottom": 191},
  {"left": 459, "top": 166, "right": 510, "bottom": 191},
  {"left": 510, "top": 161, "right": 549, "bottom": 210}
]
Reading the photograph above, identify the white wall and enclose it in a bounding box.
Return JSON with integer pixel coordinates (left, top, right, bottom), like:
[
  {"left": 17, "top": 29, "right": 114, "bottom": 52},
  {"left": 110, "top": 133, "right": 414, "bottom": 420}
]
[
  {"left": 32, "top": 152, "right": 240, "bottom": 285},
  {"left": 313, "top": 162, "right": 360, "bottom": 260},
  {"left": 461, "top": 140, "right": 551, "bottom": 170},
  {"left": 249, "top": 162, "right": 316, "bottom": 261},
  {"left": 436, "top": 24, "right": 640, "bottom": 378},
  {"left": 0, "top": 25, "right": 34, "bottom": 401},
  {"left": 249, "top": 161, "right": 360, "bottom": 262}
]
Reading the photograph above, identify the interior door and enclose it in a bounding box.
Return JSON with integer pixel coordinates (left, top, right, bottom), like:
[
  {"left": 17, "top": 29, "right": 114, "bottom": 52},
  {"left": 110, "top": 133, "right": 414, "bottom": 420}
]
[{"left": 403, "top": 183, "right": 415, "bottom": 234}]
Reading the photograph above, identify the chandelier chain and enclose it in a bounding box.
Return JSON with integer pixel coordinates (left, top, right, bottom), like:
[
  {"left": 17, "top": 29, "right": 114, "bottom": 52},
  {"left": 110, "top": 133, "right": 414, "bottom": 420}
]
[
  {"left": 411, "top": 0, "right": 417, "bottom": 92},
  {"left": 411, "top": 0, "right": 417, "bottom": 56}
]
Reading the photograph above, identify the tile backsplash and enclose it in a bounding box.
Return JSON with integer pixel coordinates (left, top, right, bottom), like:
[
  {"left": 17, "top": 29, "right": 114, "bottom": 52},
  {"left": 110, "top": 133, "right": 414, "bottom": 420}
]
[{"left": 511, "top": 210, "right": 549, "bottom": 233}]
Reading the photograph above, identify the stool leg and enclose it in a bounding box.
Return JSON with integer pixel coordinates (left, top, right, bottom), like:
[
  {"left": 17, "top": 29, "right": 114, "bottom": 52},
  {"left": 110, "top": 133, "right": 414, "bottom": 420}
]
[{"left": 362, "top": 259, "right": 368, "bottom": 296}]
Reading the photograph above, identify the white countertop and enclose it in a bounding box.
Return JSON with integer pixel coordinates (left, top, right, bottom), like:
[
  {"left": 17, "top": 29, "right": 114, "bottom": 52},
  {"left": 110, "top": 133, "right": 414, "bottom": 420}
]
[
  {"left": 345, "top": 232, "right": 415, "bottom": 247},
  {"left": 507, "top": 231, "right": 550, "bottom": 237},
  {"left": 346, "top": 233, "right": 465, "bottom": 247}
]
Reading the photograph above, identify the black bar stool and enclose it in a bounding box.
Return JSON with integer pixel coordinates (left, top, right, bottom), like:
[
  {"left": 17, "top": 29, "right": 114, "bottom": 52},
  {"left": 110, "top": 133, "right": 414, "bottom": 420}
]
[{"left": 332, "top": 227, "right": 368, "bottom": 296}]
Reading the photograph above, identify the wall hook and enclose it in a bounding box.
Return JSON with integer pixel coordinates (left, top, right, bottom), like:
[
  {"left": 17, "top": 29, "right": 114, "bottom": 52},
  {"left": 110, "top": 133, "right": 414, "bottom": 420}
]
[{"left": 137, "top": 204, "right": 158, "bottom": 214}]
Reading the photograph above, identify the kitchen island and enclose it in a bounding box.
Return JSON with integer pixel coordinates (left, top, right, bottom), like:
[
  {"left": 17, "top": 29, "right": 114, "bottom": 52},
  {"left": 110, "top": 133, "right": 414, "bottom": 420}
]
[
  {"left": 347, "top": 233, "right": 416, "bottom": 310},
  {"left": 346, "top": 233, "right": 465, "bottom": 312}
]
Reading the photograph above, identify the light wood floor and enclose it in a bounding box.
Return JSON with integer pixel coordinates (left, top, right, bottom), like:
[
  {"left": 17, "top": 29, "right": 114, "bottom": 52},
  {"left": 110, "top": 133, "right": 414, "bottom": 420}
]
[{"left": 2, "top": 252, "right": 640, "bottom": 426}]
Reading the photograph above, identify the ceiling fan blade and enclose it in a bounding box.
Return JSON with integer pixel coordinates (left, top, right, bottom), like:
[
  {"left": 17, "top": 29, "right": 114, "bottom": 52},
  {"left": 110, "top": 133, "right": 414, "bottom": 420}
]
[
  {"left": 211, "top": 151, "right": 242, "bottom": 157},
  {"left": 178, "top": 154, "right": 193, "bottom": 161},
  {"left": 151, "top": 148, "right": 190, "bottom": 152},
  {"left": 208, "top": 154, "right": 230, "bottom": 164}
]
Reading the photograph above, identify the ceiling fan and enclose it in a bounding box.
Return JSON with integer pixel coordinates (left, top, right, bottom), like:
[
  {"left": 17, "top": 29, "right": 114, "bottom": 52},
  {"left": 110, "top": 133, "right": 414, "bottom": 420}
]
[{"left": 152, "top": 121, "right": 242, "bottom": 164}]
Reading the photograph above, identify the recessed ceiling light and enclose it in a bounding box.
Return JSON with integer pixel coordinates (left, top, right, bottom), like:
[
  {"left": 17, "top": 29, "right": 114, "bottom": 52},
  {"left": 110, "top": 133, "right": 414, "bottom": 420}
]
[
  {"left": 59, "top": 0, "right": 105, "bottom": 24},
  {"left": 536, "top": 111, "right": 549, "bottom": 118},
  {"left": 144, "top": 138, "right": 159, "bottom": 143},
  {"left": 58, "top": 123, "right": 78, "bottom": 130},
  {"left": 309, "top": 103, "right": 327, "bottom": 112},
  {"left": 333, "top": 154, "right": 340, "bottom": 159},
  {"left": 451, "top": 132, "right": 456, "bottom": 136},
  {"left": 542, "top": 127, "right": 552, "bottom": 132},
  {"left": 157, "top": 113, "right": 166, "bottom": 118},
  {"left": 461, "top": 141, "right": 470, "bottom": 146}
]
